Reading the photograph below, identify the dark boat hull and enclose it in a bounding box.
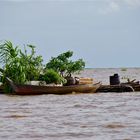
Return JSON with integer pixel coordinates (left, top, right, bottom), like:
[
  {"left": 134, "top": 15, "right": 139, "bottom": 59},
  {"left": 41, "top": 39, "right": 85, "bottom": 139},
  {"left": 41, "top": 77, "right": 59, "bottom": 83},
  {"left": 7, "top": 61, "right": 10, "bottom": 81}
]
[
  {"left": 97, "top": 85, "right": 134, "bottom": 92},
  {"left": 7, "top": 78, "right": 100, "bottom": 95}
]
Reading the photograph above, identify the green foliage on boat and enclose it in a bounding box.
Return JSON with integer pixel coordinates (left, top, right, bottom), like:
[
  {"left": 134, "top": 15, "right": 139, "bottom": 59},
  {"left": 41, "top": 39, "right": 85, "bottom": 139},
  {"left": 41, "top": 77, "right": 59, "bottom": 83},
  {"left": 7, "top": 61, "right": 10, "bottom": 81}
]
[
  {"left": 0, "top": 41, "right": 43, "bottom": 84},
  {"left": 0, "top": 41, "right": 85, "bottom": 88},
  {"left": 46, "top": 51, "right": 85, "bottom": 77},
  {"left": 39, "top": 69, "right": 66, "bottom": 84}
]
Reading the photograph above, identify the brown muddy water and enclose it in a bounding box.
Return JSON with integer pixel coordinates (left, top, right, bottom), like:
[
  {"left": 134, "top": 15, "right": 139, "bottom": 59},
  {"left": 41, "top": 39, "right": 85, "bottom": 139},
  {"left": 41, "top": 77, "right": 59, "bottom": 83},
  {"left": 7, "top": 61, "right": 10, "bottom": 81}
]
[{"left": 0, "top": 68, "right": 140, "bottom": 140}]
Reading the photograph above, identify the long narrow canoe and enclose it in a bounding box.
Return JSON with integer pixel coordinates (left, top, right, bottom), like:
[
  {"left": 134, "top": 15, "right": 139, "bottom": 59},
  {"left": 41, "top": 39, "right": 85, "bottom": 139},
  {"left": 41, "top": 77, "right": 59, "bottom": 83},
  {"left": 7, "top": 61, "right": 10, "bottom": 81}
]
[{"left": 7, "top": 78, "right": 101, "bottom": 95}]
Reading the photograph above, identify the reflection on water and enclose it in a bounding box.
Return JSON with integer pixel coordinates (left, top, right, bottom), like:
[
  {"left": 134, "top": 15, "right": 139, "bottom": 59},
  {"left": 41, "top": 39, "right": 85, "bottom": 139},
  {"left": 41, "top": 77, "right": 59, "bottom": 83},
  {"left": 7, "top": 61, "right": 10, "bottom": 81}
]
[{"left": 0, "top": 68, "right": 140, "bottom": 140}]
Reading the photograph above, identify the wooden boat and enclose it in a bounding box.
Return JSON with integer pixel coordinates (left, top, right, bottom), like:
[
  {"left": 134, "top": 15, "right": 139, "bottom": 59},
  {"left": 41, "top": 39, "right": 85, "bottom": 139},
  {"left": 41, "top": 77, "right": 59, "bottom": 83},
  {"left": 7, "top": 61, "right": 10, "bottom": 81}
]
[
  {"left": 7, "top": 78, "right": 101, "bottom": 95},
  {"left": 97, "top": 84, "right": 134, "bottom": 92},
  {"left": 121, "top": 81, "right": 140, "bottom": 92},
  {"left": 132, "top": 85, "right": 140, "bottom": 91},
  {"left": 97, "top": 78, "right": 139, "bottom": 93}
]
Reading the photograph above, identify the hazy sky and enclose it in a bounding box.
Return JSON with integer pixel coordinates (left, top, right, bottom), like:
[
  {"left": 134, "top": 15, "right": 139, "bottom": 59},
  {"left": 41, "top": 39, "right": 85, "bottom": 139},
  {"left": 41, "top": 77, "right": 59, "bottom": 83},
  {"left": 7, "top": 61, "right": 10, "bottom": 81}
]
[{"left": 0, "top": 0, "right": 140, "bottom": 68}]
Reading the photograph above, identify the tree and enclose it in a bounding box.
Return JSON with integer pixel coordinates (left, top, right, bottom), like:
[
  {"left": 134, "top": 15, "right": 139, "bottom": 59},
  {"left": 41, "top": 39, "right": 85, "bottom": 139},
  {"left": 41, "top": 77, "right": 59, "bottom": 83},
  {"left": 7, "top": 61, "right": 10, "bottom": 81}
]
[
  {"left": 66, "top": 59, "right": 85, "bottom": 76},
  {"left": 46, "top": 51, "right": 85, "bottom": 77}
]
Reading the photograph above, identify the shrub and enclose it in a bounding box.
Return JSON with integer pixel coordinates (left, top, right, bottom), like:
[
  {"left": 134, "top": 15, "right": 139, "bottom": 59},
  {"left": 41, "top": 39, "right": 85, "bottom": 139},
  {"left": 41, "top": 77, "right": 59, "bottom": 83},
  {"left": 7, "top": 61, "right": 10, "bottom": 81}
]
[
  {"left": 41, "top": 69, "right": 65, "bottom": 84},
  {"left": 0, "top": 41, "right": 43, "bottom": 84},
  {"left": 46, "top": 51, "right": 85, "bottom": 77}
]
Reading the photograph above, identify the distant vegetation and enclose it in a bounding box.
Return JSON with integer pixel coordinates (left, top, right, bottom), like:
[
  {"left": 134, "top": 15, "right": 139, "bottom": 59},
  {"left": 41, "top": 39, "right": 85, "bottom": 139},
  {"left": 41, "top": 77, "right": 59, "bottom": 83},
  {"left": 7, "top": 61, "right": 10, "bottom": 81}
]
[
  {"left": 0, "top": 40, "right": 85, "bottom": 85},
  {"left": 121, "top": 68, "right": 127, "bottom": 71}
]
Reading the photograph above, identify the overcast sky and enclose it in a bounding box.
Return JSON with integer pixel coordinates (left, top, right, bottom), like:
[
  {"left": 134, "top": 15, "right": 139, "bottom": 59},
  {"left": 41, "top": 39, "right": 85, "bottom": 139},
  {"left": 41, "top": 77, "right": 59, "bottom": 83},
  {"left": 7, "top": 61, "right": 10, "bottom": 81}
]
[{"left": 0, "top": 0, "right": 140, "bottom": 68}]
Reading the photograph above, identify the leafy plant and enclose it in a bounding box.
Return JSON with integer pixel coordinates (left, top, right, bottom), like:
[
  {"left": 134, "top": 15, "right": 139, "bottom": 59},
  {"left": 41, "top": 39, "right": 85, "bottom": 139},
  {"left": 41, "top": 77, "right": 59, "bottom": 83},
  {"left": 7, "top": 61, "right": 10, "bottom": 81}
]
[
  {"left": 39, "top": 69, "right": 65, "bottom": 84},
  {"left": 0, "top": 40, "right": 19, "bottom": 64},
  {"left": 66, "top": 59, "right": 85, "bottom": 76},
  {"left": 0, "top": 41, "right": 85, "bottom": 87},
  {"left": 46, "top": 51, "right": 85, "bottom": 77},
  {"left": 19, "top": 45, "right": 43, "bottom": 81},
  {"left": 0, "top": 41, "right": 43, "bottom": 84}
]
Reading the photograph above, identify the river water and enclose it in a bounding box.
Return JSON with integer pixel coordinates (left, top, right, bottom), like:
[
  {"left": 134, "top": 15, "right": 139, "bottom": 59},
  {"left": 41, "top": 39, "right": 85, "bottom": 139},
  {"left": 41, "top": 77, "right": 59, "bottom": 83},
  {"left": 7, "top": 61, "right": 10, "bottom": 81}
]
[{"left": 0, "top": 68, "right": 140, "bottom": 140}]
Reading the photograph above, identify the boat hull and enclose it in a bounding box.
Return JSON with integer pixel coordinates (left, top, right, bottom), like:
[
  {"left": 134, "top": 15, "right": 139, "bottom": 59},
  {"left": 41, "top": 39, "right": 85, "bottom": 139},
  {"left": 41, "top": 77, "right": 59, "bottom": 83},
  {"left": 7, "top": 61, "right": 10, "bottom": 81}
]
[
  {"left": 13, "top": 84, "right": 100, "bottom": 95},
  {"left": 97, "top": 85, "right": 134, "bottom": 92},
  {"left": 7, "top": 78, "right": 100, "bottom": 95}
]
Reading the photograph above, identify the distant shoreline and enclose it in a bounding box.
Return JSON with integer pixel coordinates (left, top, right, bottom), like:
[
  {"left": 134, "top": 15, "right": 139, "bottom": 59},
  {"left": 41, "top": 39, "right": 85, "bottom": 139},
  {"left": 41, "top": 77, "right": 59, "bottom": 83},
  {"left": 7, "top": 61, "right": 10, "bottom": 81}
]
[{"left": 85, "top": 67, "right": 140, "bottom": 69}]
